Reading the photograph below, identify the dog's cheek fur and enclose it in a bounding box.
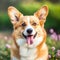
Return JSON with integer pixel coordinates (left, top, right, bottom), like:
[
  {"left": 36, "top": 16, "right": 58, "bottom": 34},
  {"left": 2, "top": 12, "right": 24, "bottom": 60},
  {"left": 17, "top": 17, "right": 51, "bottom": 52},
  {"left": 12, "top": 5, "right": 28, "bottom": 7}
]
[
  {"left": 12, "top": 28, "right": 25, "bottom": 47},
  {"left": 13, "top": 27, "right": 24, "bottom": 39},
  {"left": 33, "top": 24, "right": 44, "bottom": 37}
]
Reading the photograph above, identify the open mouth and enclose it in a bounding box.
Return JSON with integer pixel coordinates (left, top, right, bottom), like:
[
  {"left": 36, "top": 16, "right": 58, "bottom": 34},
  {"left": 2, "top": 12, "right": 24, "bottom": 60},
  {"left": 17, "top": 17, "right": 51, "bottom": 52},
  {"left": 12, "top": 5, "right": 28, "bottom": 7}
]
[{"left": 22, "top": 32, "right": 37, "bottom": 45}]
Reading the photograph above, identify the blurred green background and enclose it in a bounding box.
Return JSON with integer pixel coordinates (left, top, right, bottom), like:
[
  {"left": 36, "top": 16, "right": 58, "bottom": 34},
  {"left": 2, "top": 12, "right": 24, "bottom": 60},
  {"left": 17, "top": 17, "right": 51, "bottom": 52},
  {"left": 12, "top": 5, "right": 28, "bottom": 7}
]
[{"left": 0, "top": 0, "right": 60, "bottom": 33}]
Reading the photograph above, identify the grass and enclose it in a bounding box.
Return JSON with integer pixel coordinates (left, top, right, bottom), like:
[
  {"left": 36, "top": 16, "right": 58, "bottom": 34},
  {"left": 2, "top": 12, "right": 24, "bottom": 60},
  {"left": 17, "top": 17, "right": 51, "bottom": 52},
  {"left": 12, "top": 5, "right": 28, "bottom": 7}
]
[
  {"left": 0, "top": 39, "right": 10, "bottom": 60},
  {"left": 0, "top": 32, "right": 11, "bottom": 60},
  {"left": 47, "top": 37, "right": 60, "bottom": 60}
]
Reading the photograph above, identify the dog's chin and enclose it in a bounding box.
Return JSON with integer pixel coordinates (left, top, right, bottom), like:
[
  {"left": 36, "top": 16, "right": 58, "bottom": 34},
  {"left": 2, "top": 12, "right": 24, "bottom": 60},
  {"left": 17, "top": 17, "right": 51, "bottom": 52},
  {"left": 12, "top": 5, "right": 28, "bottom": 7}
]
[{"left": 22, "top": 32, "right": 37, "bottom": 45}]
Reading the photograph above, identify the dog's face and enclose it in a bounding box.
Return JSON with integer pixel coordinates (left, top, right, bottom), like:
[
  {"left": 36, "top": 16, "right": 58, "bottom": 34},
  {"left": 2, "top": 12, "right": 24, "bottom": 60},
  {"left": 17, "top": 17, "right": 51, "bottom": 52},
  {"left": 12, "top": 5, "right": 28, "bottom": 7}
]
[{"left": 8, "top": 6, "right": 48, "bottom": 48}]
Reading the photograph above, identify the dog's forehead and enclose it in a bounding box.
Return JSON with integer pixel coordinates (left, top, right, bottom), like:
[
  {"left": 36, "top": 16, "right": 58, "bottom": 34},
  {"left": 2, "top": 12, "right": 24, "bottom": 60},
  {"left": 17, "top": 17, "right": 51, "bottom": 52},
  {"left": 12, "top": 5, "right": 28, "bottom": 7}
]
[{"left": 19, "top": 16, "right": 39, "bottom": 22}]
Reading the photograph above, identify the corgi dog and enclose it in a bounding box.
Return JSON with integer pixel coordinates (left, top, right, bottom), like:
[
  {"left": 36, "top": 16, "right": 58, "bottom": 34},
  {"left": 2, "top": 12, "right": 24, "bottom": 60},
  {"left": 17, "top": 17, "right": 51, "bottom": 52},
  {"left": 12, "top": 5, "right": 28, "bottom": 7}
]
[{"left": 8, "top": 5, "right": 48, "bottom": 60}]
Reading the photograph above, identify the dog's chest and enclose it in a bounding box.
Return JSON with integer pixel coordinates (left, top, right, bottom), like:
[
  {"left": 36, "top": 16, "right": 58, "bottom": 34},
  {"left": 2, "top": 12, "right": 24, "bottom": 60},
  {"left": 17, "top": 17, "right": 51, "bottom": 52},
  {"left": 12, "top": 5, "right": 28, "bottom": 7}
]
[{"left": 19, "top": 46, "right": 37, "bottom": 60}]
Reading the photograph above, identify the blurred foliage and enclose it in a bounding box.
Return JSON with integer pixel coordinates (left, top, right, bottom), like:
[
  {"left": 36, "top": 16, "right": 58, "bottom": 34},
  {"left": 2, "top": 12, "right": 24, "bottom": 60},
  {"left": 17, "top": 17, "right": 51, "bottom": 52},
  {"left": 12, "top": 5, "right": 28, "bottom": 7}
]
[
  {"left": 0, "top": 1, "right": 60, "bottom": 33},
  {"left": 16, "top": 2, "right": 41, "bottom": 15},
  {"left": 48, "top": 0, "right": 60, "bottom": 3},
  {"left": 47, "top": 36, "right": 60, "bottom": 60},
  {"left": 0, "top": 12, "right": 12, "bottom": 30},
  {"left": 0, "top": 39, "right": 10, "bottom": 60}
]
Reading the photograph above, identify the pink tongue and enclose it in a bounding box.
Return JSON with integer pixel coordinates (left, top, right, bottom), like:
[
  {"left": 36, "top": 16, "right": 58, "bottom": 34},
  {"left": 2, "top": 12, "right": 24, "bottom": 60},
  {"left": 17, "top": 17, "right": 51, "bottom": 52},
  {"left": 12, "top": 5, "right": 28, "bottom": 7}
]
[{"left": 26, "top": 36, "right": 34, "bottom": 45}]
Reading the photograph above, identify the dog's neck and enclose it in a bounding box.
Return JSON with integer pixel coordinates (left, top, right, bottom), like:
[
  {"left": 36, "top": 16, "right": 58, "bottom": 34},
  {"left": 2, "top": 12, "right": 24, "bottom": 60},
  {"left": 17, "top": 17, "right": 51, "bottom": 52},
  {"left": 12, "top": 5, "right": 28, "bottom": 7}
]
[
  {"left": 19, "top": 45, "right": 37, "bottom": 60},
  {"left": 18, "top": 42, "right": 45, "bottom": 60}
]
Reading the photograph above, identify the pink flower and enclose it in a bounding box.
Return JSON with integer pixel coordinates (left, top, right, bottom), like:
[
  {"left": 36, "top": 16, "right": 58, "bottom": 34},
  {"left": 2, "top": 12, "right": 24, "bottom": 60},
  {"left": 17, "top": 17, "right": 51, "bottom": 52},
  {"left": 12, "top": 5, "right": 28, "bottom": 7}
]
[
  {"left": 4, "top": 36, "right": 8, "bottom": 40},
  {"left": 6, "top": 44, "right": 11, "bottom": 48},
  {"left": 50, "top": 32, "right": 58, "bottom": 41},
  {"left": 49, "top": 29, "right": 54, "bottom": 34},
  {"left": 56, "top": 50, "right": 60, "bottom": 57},
  {"left": 48, "top": 54, "right": 51, "bottom": 58},
  {"left": 58, "top": 34, "right": 60, "bottom": 40},
  {"left": 51, "top": 46, "right": 55, "bottom": 51},
  {"left": 57, "top": 50, "right": 60, "bottom": 52}
]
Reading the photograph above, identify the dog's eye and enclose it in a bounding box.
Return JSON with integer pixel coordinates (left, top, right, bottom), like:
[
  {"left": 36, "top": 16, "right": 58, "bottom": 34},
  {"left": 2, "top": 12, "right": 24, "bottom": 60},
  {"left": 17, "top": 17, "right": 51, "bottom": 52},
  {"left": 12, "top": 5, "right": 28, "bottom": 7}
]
[
  {"left": 21, "top": 22, "right": 26, "bottom": 27},
  {"left": 32, "top": 23, "right": 37, "bottom": 26}
]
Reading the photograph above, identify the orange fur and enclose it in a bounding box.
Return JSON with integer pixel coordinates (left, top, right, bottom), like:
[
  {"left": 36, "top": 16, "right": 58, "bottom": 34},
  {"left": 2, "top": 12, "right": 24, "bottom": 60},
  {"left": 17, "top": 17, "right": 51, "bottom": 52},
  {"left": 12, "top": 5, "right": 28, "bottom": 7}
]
[{"left": 8, "top": 6, "right": 48, "bottom": 60}]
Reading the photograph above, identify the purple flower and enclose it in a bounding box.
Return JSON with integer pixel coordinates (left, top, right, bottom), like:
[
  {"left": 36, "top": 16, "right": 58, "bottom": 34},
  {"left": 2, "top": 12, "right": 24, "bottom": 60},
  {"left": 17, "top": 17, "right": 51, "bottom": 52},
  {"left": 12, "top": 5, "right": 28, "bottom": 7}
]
[
  {"left": 48, "top": 54, "right": 51, "bottom": 58},
  {"left": 49, "top": 29, "right": 54, "bottom": 34},
  {"left": 6, "top": 44, "right": 11, "bottom": 48},
  {"left": 4, "top": 36, "right": 8, "bottom": 40},
  {"left": 50, "top": 32, "right": 58, "bottom": 41},
  {"left": 58, "top": 34, "right": 60, "bottom": 40},
  {"left": 57, "top": 50, "right": 60, "bottom": 53},
  {"left": 51, "top": 46, "right": 55, "bottom": 51},
  {"left": 56, "top": 50, "right": 60, "bottom": 57}
]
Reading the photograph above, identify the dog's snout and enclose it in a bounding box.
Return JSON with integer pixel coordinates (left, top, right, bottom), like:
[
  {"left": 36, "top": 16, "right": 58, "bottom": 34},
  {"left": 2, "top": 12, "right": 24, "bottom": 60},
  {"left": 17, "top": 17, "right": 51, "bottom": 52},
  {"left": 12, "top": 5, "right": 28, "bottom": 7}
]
[{"left": 27, "top": 29, "right": 33, "bottom": 34}]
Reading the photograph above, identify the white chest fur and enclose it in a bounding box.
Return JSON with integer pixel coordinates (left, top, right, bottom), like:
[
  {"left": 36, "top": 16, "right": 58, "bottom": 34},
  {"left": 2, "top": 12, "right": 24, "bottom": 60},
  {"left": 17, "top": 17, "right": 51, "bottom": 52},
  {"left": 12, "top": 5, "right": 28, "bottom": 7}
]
[
  {"left": 16, "top": 36, "right": 43, "bottom": 60},
  {"left": 19, "top": 46, "right": 37, "bottom": 60}
]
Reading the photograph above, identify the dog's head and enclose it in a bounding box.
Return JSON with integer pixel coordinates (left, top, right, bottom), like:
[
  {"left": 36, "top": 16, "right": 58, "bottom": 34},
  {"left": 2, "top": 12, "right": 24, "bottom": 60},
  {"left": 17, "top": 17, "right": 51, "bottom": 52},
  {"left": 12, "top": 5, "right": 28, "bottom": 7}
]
[{"left": 8, "top": 6, "right": 48, "bottom": 48}]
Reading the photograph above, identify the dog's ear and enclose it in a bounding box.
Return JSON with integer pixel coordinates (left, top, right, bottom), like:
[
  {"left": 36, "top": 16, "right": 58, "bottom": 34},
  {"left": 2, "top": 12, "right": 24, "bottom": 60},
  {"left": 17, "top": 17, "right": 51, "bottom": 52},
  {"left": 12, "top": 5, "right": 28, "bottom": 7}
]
[
  {"left": 8, "top": 6, "right": 23, "bottom": 25},
  {"left": 34, "top": 6, "right": 48, "bottom": 27}
]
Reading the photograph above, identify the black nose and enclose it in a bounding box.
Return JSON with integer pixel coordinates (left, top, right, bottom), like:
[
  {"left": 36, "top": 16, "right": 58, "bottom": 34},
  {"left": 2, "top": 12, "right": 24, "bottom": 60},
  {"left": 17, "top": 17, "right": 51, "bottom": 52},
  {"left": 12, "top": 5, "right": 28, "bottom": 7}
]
[{"left": 27, "top": 29, "right": 33, "bottom": 34}]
